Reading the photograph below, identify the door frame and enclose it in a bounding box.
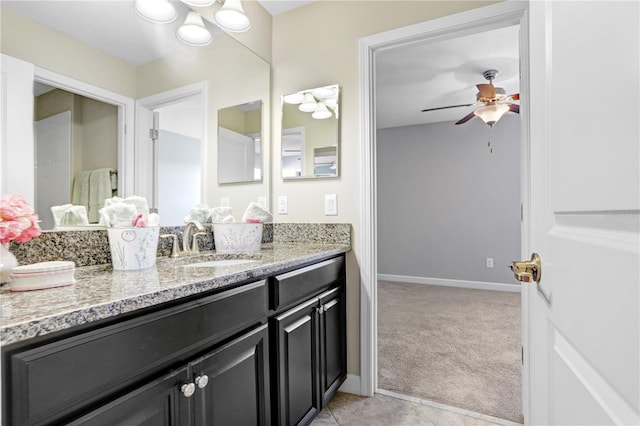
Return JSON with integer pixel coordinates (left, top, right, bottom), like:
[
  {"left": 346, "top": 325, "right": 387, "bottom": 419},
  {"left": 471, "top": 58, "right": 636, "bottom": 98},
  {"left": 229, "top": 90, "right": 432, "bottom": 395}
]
[
  {"left": 358, "top": 0, "right": 531, "bottom": 419},
  {"left": 135, "top": 82, "right": 208, "bottom": 211}
]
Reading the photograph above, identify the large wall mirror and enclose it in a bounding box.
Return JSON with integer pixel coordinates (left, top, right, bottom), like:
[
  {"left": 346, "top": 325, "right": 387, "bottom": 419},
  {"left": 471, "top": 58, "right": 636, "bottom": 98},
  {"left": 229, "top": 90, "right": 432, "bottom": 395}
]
[
  {"left": 1, "top": 1, "right": 271, "bottom": 229},
  {"left": 281, "top": 84, "right": 339, "bottom": 179},
  {"left": 218, "top": 101, "right": 263, "bottom": 184}
]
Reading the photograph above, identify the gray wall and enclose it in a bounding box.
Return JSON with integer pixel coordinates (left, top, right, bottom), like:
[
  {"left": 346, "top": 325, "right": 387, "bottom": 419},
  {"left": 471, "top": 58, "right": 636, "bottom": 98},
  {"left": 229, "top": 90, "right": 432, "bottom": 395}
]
[{"left": 377, "top": 114, "right": 521, "bottom": 284}]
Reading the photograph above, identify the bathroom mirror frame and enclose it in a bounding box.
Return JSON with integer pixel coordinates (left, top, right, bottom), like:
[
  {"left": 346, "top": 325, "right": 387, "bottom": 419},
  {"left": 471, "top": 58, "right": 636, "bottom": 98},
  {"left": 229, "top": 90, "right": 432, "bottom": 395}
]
[
  {"left": 281, "top": 84, "right": 340, "bottom": 180},
  {"left": 217, "top": 99, "right": 264, "bottom": 185}
]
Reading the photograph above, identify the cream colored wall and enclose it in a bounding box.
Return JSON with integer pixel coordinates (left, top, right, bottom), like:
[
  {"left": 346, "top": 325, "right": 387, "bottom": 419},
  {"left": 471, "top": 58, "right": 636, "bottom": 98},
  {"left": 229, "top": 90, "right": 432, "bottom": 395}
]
[
  {"left": 80, "top": 97, "right": 118, "bottom": 171},
  {"left": 136, "top": 33, "right": 271, "bottom": 219},
  {"left": 272, "top": 0, "right": 499, "bottom": 377},
  {"left": 0, "top": 8, "right": 136, "bottom": 97}
]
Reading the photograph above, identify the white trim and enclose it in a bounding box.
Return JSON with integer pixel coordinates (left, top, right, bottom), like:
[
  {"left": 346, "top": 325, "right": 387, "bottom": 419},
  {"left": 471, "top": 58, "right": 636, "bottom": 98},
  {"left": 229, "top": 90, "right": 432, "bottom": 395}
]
[
  {"left": 135, "top": 81, "right": 208, "bottom": 209},
  {"left": 33, "top": 67, "right": 135, "bottom": 197},
  {"left": 377, "top": 274, "right": 521, "bottom": 293},
  {"left": 358, "top": 0, "right": 531, "bottom": 416},
  {"left": 338, "top": 374, "right": 361, "bottom": 395}
]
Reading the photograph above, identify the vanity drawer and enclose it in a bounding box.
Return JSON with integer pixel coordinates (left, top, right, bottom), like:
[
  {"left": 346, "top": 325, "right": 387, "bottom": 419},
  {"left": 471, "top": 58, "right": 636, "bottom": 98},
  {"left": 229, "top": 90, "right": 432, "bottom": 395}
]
[
  {"left": 270, "top": 256, "right": 345, "bottom": 311},
  {"left": 7, "top": 280, "right": 267, "bottom": 426}
]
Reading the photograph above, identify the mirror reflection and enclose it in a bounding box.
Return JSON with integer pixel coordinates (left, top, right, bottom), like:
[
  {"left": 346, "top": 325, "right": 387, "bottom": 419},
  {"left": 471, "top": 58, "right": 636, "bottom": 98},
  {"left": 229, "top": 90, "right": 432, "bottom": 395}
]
[
  {"left": 218, "top": 101, "right": 263, "bottom": 184},
  {"left": 281, "top": 84, "right": 339, "bottom": 179},
  {"left": 1, "top": 1, "right": 271, "bottom": 230}
]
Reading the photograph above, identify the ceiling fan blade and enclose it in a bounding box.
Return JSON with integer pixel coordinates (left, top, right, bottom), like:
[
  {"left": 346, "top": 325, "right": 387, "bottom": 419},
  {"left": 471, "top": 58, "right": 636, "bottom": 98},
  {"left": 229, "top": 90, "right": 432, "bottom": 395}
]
[
  {"left": 508, "top": 103, "right": 520, "bottom": 114},
  {"left": 455, "top": 110, "right": 477, "bottom": 125},
  {"left": 476, "top": 84, "right": 496, "bottom": 98},
  {"left": 421, "top": 103, "right": 474, "bottom": 112}
]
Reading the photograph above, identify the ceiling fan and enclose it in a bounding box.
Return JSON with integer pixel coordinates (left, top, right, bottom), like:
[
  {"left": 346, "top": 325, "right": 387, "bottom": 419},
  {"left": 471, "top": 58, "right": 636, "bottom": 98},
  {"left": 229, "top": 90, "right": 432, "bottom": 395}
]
[{"left": 421, "top": 69, "right": 519, "bottom": 127}]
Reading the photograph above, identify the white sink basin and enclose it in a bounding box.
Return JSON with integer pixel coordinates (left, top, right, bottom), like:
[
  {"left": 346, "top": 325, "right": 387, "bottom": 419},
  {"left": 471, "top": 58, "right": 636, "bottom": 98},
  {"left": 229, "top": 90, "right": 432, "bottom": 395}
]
[{"left": 181, "top": 259, "right": 260, "bottom": 268}]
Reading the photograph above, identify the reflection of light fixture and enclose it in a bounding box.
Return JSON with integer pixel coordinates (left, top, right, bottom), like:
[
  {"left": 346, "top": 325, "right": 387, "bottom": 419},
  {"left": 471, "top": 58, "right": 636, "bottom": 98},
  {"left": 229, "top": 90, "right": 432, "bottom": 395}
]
[
  {"left": 133, "top": 0, "right": 177, "bottom": 24},
  {"left": 176, "top": 11, "right": 213, "bottom": 46},
  {"left": 214, "top": 0, "right": 251, "bottom": 33},
  {"left": 283, "top": 93, "right": 305, "bottom": 104},
  {"left": 312, "top": 102, "right": 332, "bottom": 119},
  {"left": 312, "top": 87, "right": 335, "bottom": 99},
  {"left": 181, "top": 0, "right": 216, "bottom": 6},
  {"left": 299, "top": 93, "right": 318, "bottom": 113},
  {"left": 474, "top": 104, "right": 509, "bottom": 127}
]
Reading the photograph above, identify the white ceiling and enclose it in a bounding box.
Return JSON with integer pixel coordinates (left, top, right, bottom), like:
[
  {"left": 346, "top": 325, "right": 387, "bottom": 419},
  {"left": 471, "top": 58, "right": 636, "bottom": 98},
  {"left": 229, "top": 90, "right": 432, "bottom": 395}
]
[
  {"left": 376, "top": 25, "right": 520, "bottom": 128},
  {"left": 3, "top": 1, "right": 519, "bottom": 129}
]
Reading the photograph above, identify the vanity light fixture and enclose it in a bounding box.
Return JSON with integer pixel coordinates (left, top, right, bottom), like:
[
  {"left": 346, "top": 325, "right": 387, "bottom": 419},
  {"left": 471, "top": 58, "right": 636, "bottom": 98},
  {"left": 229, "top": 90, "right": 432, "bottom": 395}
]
[
  {"left": 181, "top": 0, "right": 217, "bottom": 6},
  {"left": 312, "top": 102, "right": 332, "bottom": 120},
  {"left": 214, "top": 0, "right": 251, "bottom": 33},
  {"left": 298, "top": 93, "right": 319, "bottom": 113},
  {"left": 176, "top": 11, "right": 213, "bottom": 46},
  {"left": 133, "top": 0, "right": 177, "bottom": 24},
  {"left": 473, "top": 104, "right": 510, "bottom": 127},
  {"left": 283, "top": 93, "right": 305, "bottom": 105}
]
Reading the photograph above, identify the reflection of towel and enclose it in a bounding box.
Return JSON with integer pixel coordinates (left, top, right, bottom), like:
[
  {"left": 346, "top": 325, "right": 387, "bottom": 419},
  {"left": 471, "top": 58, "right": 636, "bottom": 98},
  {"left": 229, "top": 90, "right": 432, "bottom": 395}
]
[
  {"left": 88, "top": 168, "right": 115, "bottom": 223},
  {"left": 71, "top": 171, "right": 91, "bottom": 211},
  {"left": 241, "top": 202, "right": 273, "bottom": 223},
  {"left": 51, "top": 204, "right": 89, "bottom": 226}
]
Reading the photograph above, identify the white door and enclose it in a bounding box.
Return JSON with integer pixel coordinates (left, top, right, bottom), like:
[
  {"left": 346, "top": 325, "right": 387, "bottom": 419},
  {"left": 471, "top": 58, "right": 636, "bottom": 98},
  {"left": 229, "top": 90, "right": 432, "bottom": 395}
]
[
  {"left": 35, "top": 111, "right": 71, "bottom": 230},
  {"left": 525, "top": 2, "right": 639, "bottom": 424},
  {"left": 218, "top": 127, "right": 254, "bottom": 183},
  {"left": 1, "top": 54, "right": 35, "bottom": 203}
]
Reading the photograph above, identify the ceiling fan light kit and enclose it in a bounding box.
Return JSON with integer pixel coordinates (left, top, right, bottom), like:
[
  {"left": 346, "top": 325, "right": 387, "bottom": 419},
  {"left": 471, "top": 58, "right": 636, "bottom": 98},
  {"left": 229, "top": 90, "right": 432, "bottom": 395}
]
[
  {"left": 421, "top": 68, "right": 519, "bottom": 128},
  {"left": 284, "top": 85, "right": 340, "bottom": 120}
]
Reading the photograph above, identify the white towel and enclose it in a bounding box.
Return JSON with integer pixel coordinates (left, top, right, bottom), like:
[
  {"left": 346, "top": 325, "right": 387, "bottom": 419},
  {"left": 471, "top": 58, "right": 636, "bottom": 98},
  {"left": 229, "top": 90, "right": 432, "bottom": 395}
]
[
  {"left": 210, "top": 206, "right": 235, "bottom": 223},
  {"left": 71, "top": 171, "right": 91, "bottom": 211},
  {"left": 51, "top": 204, "right": 89, "bottom": 226},
  {"left": 241, "top": 202, "right": 273, "bottom": 223},
  {"left": 184, "top": 204, "right": 211, "bottom": 224},
  {"left": 88, "top": 168, "right": 116, "bottom": 223}
]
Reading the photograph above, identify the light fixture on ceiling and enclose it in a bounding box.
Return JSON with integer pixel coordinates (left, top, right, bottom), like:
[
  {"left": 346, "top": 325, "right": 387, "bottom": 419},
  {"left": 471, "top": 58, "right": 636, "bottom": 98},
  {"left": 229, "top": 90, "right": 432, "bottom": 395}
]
[
  {"left": 133, "top": 0, "right": 177, "bottom": 24},
  {"left": 181, "top": 0, "right": 216, "bottom": 6},
  {"left": 312, "top": 102, "right": 332, "bottom": 120},
  {"left": 176, "top": 11, "right": 213, "bottom": 46},
  {"left": 298, "top": 93, "right": 319, "bottom": 113},
  {"left": 473, "top": 104, "right": 510, "bottom": 127},
  {"left": 214, "top": 0, "right": 251, "bottom": 33}
]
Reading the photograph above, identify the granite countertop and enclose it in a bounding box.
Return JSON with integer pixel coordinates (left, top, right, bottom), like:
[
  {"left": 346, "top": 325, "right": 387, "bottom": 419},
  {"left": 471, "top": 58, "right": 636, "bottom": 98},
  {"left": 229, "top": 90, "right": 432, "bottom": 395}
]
[{"left": 0, "top": 242, "right": 350, "bottom": 346}]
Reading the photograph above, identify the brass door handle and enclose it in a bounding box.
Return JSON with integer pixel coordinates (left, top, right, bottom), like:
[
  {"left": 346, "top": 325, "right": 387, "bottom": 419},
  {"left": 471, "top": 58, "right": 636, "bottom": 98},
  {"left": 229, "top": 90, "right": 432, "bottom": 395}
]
[{"left": 510, "top": 253, "right": 542, "bottom": 283}]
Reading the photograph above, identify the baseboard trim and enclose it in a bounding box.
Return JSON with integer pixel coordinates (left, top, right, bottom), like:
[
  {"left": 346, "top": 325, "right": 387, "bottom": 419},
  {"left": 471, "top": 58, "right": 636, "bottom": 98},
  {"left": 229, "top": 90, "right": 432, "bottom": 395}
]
[
  {"left": 338, "top": 374, "right": 362, "bottom": 395},
  {"left": 377, "top": 274, "right": 521, "bottom": 293}
]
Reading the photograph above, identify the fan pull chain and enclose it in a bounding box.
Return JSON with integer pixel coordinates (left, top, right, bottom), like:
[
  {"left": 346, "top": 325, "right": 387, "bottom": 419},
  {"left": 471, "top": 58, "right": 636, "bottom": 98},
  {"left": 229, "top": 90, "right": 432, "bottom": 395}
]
[{"left": 487, "top": 127, "right": 493, "bottom": 154}]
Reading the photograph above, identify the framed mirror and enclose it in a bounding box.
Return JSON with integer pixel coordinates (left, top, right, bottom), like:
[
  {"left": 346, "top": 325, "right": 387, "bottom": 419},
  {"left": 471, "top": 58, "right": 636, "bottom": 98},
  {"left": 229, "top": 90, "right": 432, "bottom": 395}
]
[
  {"left": 281, "top": 84, "right": 339, "bottom": 179},
  {"left": 218, "top": 100, "right": 263, "bottom": 184}
]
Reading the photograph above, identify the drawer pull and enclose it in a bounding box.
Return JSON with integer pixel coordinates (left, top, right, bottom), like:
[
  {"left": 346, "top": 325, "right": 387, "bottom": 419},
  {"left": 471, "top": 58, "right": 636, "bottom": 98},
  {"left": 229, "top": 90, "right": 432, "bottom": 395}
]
[
  {"left": 195, "top": 374, "right": 209, "bottom": 389},
  {"left": 181, "top": 382, "right": 196, "bottom": 397}
]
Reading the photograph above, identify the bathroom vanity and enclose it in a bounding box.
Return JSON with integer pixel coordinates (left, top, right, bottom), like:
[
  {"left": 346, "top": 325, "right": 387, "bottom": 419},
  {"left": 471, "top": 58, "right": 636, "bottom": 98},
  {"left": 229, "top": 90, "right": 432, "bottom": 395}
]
[{"left": 1, "top": 243, "right": 348, "bottom": 425}]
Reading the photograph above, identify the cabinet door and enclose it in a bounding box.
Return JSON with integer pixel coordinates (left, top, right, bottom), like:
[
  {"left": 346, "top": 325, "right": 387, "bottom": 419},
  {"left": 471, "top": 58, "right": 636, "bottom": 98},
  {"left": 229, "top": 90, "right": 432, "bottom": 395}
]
[
  {"left": 318, "top": 287, "right": 347, "bottom": 406},
  {"left": 191, "top": 324, "right": 270, "bottom": 425},
  {"left": 67, "top": 366, "right": 191, "bottom": 426},
  {"left": 273, "top": 298, "right": 320, "bottom": 426}
]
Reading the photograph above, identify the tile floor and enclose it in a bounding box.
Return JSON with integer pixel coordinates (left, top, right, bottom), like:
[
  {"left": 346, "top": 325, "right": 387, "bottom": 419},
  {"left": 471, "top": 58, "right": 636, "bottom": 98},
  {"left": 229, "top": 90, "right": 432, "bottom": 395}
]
[{"left": 310, "top": 391, "right": 524, "bottom": 426}]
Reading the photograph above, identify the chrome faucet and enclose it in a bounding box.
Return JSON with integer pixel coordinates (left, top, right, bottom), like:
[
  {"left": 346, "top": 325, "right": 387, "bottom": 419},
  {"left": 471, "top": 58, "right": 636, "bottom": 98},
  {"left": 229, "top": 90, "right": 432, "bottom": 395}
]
[{"left": 182, "top": 220, "right": 205, "bottom": 254}]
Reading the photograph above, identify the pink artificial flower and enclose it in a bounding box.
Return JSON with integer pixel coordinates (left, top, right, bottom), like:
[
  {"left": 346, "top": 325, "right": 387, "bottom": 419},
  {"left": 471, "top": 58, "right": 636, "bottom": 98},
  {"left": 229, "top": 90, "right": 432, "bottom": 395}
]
[
  {"left": 0, "top": 194, "right": 42, "bottom": 244},
  {"left": 133, "top": 213, "right": 147, "bottom": 228}
]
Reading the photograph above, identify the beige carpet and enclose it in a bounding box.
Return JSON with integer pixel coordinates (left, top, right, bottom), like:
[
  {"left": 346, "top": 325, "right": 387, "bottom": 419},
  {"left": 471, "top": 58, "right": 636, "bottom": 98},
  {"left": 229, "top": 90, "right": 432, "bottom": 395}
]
[{"left": 377, "top": 281, "right": 523, "bottom": 423}]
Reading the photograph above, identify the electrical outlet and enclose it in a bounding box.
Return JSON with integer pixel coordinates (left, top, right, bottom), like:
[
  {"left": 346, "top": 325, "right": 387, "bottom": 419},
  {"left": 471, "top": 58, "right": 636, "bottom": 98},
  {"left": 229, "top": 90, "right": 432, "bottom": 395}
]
[
  {"left": 324, "top": 194, "right": 337, "bottom": 216},
  {"left": 278, "top": 196, "right": 288, "bottom": 214},
  {"left": 486, "top": 257, "right": 494, "bottom": 268},
  {"left": 220, "top": 197, "right": 230, "bottom": 207},
  {"left": 258, "top": 197, "right": 267, "bottom": 209}
]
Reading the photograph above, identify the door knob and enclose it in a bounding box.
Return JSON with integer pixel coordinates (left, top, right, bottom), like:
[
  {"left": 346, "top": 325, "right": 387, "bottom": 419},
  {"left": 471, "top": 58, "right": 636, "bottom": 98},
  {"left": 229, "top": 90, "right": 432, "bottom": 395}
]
[
  {"left": 195, "top": 374, "right": 209, "bottom": 389},
  {"left": 181, "top": 383, "right": 196, "bottom": 398},
  {"left": 510, "top": 253, "right": 542, "bottom": 283}
]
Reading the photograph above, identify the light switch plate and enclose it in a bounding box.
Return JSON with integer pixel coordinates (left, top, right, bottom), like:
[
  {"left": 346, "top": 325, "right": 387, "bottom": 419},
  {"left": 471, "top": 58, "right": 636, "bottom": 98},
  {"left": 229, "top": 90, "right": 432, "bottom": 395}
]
[
  {"left": 324, "top": 194, "right": 337, "bottom": 216},
  {"left": 278, "top": 196, "right": 288, "bottom": 214}
]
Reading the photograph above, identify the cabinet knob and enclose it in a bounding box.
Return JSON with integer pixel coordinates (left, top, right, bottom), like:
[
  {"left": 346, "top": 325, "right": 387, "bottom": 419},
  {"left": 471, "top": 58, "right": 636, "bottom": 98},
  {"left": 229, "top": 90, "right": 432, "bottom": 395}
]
[
  {"left": 195, "top": 374, "right": 209, "bottom": 389},
  {"left": 181, "top": 382, "right": 196, "bottom": 397}
]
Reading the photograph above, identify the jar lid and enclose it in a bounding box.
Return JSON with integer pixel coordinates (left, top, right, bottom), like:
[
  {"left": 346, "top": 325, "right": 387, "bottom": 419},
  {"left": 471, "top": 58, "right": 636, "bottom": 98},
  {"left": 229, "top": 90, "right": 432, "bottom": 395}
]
[{"left": 11, "top": 261, "right": 76, "bottom": 276}]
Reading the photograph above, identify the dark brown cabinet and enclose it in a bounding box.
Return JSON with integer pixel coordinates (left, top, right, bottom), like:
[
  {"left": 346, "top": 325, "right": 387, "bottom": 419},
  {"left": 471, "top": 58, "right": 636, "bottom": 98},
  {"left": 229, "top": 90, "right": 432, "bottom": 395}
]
[
  {"left": 2, "top": 255, "right": 346, "bottom": 426},
  {"left": 272, "top": 259, "right": 346, "bottom": 426}
]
